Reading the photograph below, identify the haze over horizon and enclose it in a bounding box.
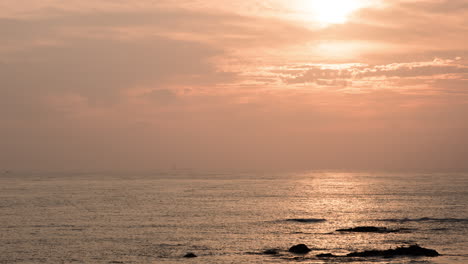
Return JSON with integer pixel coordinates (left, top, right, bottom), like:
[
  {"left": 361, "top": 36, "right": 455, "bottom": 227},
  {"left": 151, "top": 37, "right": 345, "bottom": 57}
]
[{"left": 1, "top": 0, "right": 467, "bottom": 172}]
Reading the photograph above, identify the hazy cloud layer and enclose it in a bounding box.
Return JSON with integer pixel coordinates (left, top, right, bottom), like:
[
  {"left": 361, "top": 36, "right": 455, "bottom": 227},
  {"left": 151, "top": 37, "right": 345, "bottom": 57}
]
[{"left": 1, "top": 1, "right": 467, "bottom": 171}]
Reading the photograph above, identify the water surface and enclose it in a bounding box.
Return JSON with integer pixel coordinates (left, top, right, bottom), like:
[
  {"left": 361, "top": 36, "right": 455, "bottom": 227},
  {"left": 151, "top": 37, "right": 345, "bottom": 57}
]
[{"left": 1, "top": 171, "right": 467, "bottom": 263}]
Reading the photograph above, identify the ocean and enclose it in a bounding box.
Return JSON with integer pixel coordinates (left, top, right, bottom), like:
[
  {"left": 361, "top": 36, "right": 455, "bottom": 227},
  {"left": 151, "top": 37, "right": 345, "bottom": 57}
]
[{"left": 1, "top": 171, "right": 467, "bottom": 263}]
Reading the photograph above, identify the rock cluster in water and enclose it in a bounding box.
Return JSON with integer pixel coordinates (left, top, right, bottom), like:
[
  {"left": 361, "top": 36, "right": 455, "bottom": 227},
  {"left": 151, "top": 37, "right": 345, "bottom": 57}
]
[
  {"left": 316, "top": 245, "right": 440, "bottom": 258},
  {"left": 183, "top": 252, "right": 197, "bottom": 258},
  {"left": 262, "top": 244, "right": 439, "bottom": 259},
  {"left": 346, "top": 245, "right": 440, "bottom": 257},
  {"left": 288, "top": 244, "right": 312, "bottom": 254},
  {"left": 336, "top": 226, "right": 402, "bottom": 233},
  {"left": 191, "top": 222, "right": 440, "bottom": 260}
]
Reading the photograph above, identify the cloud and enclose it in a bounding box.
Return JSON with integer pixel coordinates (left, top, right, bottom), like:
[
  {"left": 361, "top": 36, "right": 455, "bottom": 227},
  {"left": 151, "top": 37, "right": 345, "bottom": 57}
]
[
  {"left": 1, "top": 1, "right": 468, "bottom": 171},
  {"left": 0, "top": 35, "right": 224, "bottom": 104},
  {"left": 400, "top": 0, "right": 468, "bottom": 14},
  {"left": 432, "top": 78, "right": 468, "bottom": 95},
  {"left": 0, "top": 8, "right": 315, "bottom": 53},
  {"left": 278, "top": 58, "right": 468, "bottom": 91},
  {"left": 356, "top": 58, "right": 468, "bottom": 78},
  {"left": 306, "top": 0, "right": 468, "bottom": 66},
  {"left": 143, "top": 89, "right": 179, "bottom": 105},
  {"left": 284, "top": 66, "right": 352, "bottom": 86}
]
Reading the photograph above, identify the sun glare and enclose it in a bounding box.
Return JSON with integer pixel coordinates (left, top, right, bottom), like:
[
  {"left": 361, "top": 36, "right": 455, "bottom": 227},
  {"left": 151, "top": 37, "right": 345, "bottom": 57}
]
[{"left": 296, "top": 0, "right": 369, "bottom": 25}]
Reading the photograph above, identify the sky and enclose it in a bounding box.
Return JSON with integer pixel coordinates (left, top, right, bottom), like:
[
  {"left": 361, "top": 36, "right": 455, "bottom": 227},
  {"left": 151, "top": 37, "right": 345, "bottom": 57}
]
[{"left": 1, "top": 0, "right": 467, "bottom": 172}]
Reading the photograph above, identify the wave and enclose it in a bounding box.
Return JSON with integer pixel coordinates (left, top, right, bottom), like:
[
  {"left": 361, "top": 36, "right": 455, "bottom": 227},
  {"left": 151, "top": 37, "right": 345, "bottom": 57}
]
[
  {"left": 286, "top": 218, "right": 327, "bottom": 223},
  {"left": 378, "top": 217, "right": 468, "bottom": 223}
]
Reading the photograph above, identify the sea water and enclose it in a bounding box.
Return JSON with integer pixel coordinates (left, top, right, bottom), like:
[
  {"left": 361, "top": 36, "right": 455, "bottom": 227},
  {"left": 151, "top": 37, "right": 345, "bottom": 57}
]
[{"left": 1, "top": 171, "right": 467, "bottom": 263}]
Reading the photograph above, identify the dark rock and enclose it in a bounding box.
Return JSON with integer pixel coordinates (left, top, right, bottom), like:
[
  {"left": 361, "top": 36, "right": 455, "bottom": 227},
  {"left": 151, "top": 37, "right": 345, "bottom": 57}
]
[
  {"left": 286, "top": 218, "right": 326, "bottom": 223},
  {"left": 263, "top": 249, "right": 279, "bottom": 255},
  {"left": 316, "top": 253, "right": 335, "bottom": 258},
  {"left": 393, "top": 245, "right": 440, "bottom": 257},
  {"left": 347, "top": 245, "right": 439, "bottom": 257},
  {"left": 288, "top": 244, "right": 311, "bottom": 254},
  {"left": 183, "top": 253, "right": 197, "bottom": 258},
  {"left": 336, "top": 226, "right": 398, "bottom": 233}
]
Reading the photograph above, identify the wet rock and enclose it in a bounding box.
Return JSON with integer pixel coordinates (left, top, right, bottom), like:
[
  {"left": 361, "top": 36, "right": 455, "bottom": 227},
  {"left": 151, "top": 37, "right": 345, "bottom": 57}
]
[
  {"left": 286, "top": 218, "right": 326, "bottom": 223},
  {"left": 347, "top": 245, "right": 439, "bottom": 257},
  {"left": 336, "top": 226, "right": 399, "bottom": 233},
  {"left": 183, "top": 253, "right": 197, "bottom": 258},
  {"left": 263, "top": 249, "right": 279, "bottom": 255},
  {"left": 288, "top": 244, "right": 311, "bottom": 254}
]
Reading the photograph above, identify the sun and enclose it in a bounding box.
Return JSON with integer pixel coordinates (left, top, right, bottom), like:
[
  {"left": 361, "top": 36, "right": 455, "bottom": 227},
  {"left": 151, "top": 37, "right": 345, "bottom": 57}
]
[{"left": 295, "top": 0, "right": 369, "bottom": 25}]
